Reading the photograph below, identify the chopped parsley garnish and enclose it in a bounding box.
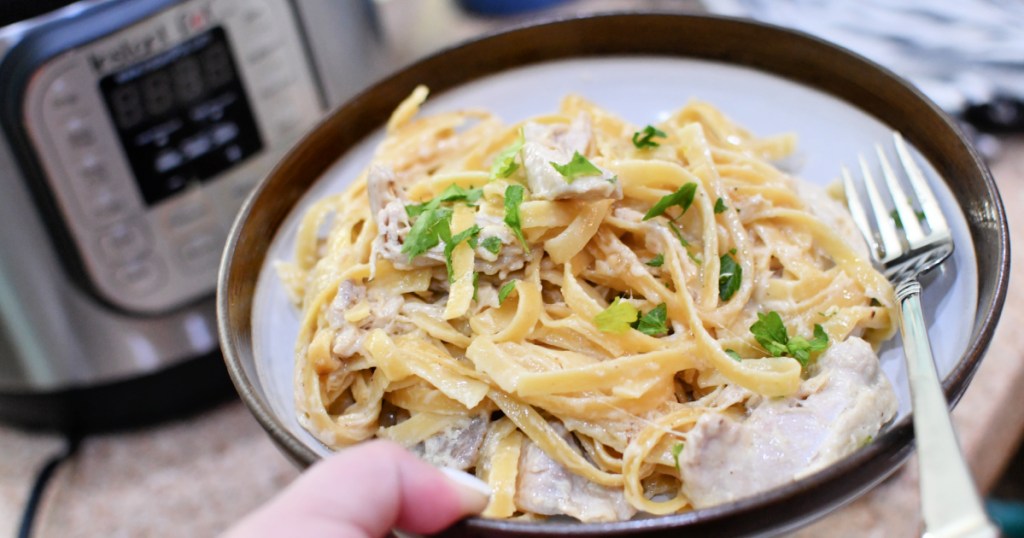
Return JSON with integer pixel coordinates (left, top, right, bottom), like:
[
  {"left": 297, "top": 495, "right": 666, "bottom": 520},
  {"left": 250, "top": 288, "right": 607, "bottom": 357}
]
[
  {"left": 688, "top": 252, "right": 703, "bottom": 265},
  {"left": 632, "top": 125, "right": 667, "bottom": 149},
  {"left": 550, "top": 151, "right": 603, "bottom": 183},
  {"left": 503, "top": 184, "right": 529, "bottom": 252},
  {"left": 490, "top": 132, "right": 524, "bottom": 179},
  {"left": 646, "top": 254, "right": 665, "bottom": 267},
  {"left": 633, "top": 303, "right": 668, "bottom": 336},
  {"left": 481, "top": 236, "right": 503, "bottom": 255},
  {"left": 401, "top": 202, "right": 453, "bottom": 260},
  {"left": 787, "top": 325, "right": 830, "bottom": 366},
  {"left": 714, "top": 197, "right": 728, "bottom": 214},
  {"left": 594, "top": 297, "right": 640, "bottom": 334},
  {"left": 405, "top": 185, "right": 482, "bottom": 218},
  {"left": 498, "top": 280, "right": 517, "bottom": 304},
  {"left": 404, "top": 202, "right": 430, "bottom": 219},
  {"left": 438, "top": 183, "right": 483, "bottom": 204},
  {"left": 442, "top": 225, "right": 481, "bottom": 282},
  {"left": 671, "top": 442, "right": 685, "bottom": 471},
  {"left": 724, "top": 349, "right": 742, "bottom": 361},
  {"left": 643, "top": 183, "right": 698, "bottom": 221},
  {"left": 718, "top": 253, "right": 742, "bottom": 301},
  {"left": 667, "top": 221, "right": 690, "bottom": 247},
  {"left": 750, "top": 311, "right": 829, "bottom": 367}
]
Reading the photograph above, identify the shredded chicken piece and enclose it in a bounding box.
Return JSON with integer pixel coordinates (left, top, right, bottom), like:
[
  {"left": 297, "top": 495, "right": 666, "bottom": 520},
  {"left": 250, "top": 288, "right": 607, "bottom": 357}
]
[
  {"left": 679, "top": 337, "right": 896, "bottom": 508},
  {"left": 325, "top": 279, "right": 412, "bottom": 359},
  {"left": 368, "top": 165, "right": 530, "bottom": 276},
  {"left": 368, "top": 165, "right": 446, "bottom": 269},
  {"left": 327, "top": 280, "right": 366, "bottom": 358},
  {"left": 515, "top": 424, "right": 636, "bottom": 522},
  {"left": 521, "top": 115, "right": 621, "bottom": 201},
  {"left": 413, "top": 414, "right": 489, "bottom": 471}
]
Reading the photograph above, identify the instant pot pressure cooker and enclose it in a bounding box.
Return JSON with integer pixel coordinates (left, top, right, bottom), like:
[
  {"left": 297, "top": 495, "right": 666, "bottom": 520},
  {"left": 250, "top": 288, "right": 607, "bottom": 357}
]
[{"left": 0, "top": 0, "right": 378, "bottom": 430}]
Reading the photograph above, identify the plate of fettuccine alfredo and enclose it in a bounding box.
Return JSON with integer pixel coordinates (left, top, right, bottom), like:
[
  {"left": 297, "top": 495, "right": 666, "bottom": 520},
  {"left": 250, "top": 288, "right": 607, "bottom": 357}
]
[{"left": 218, "top": 14, "right": 1007, "bottom": 537}]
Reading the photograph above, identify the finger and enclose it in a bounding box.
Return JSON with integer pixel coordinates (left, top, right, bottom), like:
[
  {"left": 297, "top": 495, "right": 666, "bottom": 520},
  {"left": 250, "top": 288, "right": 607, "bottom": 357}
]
[{"left": 223, "top": 440, "right": 490, "bottom": 538}]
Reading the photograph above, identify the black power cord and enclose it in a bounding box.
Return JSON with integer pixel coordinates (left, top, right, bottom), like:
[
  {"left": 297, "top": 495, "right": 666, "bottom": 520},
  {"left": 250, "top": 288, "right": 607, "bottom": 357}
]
[{"left": 16, "top": 433, "right": 82, "bottom": 538}]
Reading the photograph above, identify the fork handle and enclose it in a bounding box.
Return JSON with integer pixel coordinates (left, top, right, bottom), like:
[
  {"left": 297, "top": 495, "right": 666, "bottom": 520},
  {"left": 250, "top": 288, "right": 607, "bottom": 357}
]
[{"left": 897, "top": 280, "right": 999, "bottom": 538}]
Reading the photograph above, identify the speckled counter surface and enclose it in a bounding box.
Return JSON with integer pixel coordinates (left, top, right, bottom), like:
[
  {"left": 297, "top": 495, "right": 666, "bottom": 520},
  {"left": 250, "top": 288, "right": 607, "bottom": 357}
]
[{"left": 2, "top": 139, "right": 1022, "bottom": 537}]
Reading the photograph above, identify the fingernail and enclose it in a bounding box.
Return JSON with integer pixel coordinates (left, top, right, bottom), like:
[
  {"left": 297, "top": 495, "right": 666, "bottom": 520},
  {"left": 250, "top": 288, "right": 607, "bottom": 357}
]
[{"left": 440, "top": 468, "right": 491, "bottom": 513}]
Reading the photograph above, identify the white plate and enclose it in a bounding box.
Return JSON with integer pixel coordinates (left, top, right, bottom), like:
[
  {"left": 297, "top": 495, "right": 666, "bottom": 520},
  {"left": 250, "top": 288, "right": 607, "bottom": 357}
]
[{"left": 251, "top": 56, "right": 977, "bottom": 460}]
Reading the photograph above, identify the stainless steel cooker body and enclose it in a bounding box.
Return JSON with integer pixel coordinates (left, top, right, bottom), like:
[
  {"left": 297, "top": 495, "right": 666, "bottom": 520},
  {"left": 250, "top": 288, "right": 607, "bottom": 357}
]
[{"left": 0, "top": 0, "right": 377, "bottom": 428}]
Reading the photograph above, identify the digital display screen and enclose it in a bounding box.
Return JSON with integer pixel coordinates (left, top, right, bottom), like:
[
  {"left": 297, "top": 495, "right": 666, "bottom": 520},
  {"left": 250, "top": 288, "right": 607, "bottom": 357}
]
[{"left": 99, "top": 27, "right": 262, "bottom": 206}]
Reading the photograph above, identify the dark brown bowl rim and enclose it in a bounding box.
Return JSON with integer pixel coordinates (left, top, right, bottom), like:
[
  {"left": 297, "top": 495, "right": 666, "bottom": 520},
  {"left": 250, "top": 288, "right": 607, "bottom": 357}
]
[{"left": 217, "top": 12, "right": 1010, "bottom": 537}]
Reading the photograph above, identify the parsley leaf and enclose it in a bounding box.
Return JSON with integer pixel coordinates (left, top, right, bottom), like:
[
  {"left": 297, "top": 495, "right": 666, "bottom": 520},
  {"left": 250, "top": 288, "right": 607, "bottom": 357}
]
[
  {"left": 404, "top": 198, "right": 436, "bottom": 219},
  {"left": 667, "top": 221, "right": 690, "bottom": 247},
  {"left": 750, "top": 311, "right": 791, "bottom": 357},
  {"left": 490, "top": 132, "right": 525, "bottom": 179},
  {"left": 749, "top": 311, "right": 830, "bottom": 367},
  {"left": 437, "top": 184, "right": 483, "bottom": 204},
  {"left": 643, "top": 183, "right": 698, "bottom": 220},
  {"left": 714, "top": 197, "right": 728, "bottom": 214},
  {"left": 634, "top": 303, "right": 668, "bottom": 336},
  {"left": 401, "top": 203, "right": 453, "bottom": 260},
  {"left": 632, "top": 125, "right": 667, "bottom": 149},
  {"left": 787, "top": 324, "right": 829, "bottom": 366},
  {"left": 718, "top": 253, "right": 742, "bottom": 301},
  {"left": 688, "top": 252, "right": 703, "bottom": 266},
  {"left": 498, "top": 281, "right": 517, "bottom": 304},
  {"left": 724, "top": 349, "right": 742, "bottom": 361},
  {"left": 671, "top": 442, "right": 685, "bottom": 471},
  {"left": 594, "top": 297, "right": 640, "bottom": 334},
  {"left": 503, "top": 184, "right": 529, "bottom": 252},
  {"left": 405, "top": 185, "right": 482, "bottom": 219},
  {"left": 550, "top": 151, "right": 603, "bottom": 183},
  {"left": 481, "top": 236, "right": 503, "bottom": 255},
  {"left": 646, "top": 254, "right": 665, "bottom": 267},
  {"left": 442, "top": 224, "right": 481, "bottom": 283}
]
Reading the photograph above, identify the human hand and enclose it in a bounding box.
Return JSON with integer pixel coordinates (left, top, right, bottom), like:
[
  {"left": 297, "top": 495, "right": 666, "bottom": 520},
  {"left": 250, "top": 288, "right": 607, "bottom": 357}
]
[{"left": 224, "top": 440, "right": 491, "bottom": 538}]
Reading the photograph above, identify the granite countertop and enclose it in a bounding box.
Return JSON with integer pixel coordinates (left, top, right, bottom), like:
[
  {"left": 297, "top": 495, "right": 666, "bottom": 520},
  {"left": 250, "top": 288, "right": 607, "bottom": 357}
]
[{"left": 2, "top": 140, "right": 1022, "bottom": 537}]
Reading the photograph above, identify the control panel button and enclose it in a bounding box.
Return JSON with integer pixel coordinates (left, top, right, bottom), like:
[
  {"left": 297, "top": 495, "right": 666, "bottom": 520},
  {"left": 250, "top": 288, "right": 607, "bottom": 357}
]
[
  {"left": 178, "top": 232, "right": 223, "bottom": 268},
  {"left": 45, "top": 76, "right": 81, "bottom": 112},
  {"left": 239, "top": 2, "right": 274, "bottom": 34},
  {"left": 98, "top": 221, "right": 149, "bottom": 263},
  {"left": 114, "top": 257, "right": 165, "bottom": 294},
  {"left": 164, "top": 199, "right": 210, "bottom": 231},
  {"left": 244, "top": 41, "right": 281, "bottom": 65},
  {"left": 79, "top": 154, "right": 111, "bottom": 186},
  {"left": 66, "top": 117, "right": 96, "bottom": 147},
  {"left": 85, "top": 189, "right": 131, "bottom": 221}
]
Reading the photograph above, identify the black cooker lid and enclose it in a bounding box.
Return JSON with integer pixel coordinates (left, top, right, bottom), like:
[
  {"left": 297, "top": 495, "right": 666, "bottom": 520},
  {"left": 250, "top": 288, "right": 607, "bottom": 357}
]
[{"left": 1, "top": 0, "right": 83, "bottom": 29}]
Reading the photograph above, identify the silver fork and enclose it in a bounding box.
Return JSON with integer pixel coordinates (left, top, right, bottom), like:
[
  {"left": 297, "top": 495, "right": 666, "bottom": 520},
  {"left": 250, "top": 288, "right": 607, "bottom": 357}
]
[{"left": 842, "top": 133, "right": 998, "bottom": 538}]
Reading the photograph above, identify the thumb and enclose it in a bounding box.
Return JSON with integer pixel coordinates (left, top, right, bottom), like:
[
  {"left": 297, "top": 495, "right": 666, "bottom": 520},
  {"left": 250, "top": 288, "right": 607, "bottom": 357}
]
[{"left": 224, "top": 440, "right": 491, "bottom": 538}]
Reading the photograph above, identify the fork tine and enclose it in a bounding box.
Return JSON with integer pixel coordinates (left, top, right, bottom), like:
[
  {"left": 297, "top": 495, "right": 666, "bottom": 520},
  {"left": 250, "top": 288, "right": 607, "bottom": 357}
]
[
  {"left": 859, "top": 155, "right": 903, "bottom": 261},
  {"left": 876, "top": 143, "right": 927, "bottom": 247},
  {"left": 893, "top": 132, "right": 950, "bottom": 239},
  {"left": 842, "top": 165, "right": 881, "bottom": 259}
]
